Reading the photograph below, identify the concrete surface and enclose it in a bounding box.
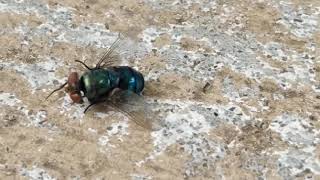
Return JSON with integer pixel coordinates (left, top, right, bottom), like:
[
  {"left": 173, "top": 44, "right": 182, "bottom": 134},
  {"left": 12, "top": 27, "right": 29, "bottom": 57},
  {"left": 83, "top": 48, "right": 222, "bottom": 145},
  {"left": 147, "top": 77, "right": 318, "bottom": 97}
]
[{"left": 0, "top": 0, "right": 319, "bottom": 179}]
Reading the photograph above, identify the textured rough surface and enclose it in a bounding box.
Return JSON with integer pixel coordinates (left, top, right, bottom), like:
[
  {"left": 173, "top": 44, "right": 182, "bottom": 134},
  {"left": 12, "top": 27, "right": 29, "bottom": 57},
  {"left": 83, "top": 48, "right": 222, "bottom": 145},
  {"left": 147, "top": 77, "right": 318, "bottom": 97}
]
[{"left": 0, "top": 0, "right": 319, "bottom": 179}]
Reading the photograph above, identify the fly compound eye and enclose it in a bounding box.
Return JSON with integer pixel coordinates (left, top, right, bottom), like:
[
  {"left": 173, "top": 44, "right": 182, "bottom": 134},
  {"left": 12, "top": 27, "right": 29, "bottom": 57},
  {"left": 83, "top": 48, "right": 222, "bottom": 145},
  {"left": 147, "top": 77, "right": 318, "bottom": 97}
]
[
  {"left": 69, "top": 92, "right": 83, "bottom": 104},
  {"left": 68, "top": 72, "right": 79, "bottom": 88}
]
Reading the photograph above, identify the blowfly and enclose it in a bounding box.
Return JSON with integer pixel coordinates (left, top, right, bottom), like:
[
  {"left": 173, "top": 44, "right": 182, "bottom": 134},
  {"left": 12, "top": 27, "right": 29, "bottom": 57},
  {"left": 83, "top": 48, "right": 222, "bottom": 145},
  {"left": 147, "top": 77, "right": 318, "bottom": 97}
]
[{"left": 46, "top": 35, "right": 156, "bottom": 130}]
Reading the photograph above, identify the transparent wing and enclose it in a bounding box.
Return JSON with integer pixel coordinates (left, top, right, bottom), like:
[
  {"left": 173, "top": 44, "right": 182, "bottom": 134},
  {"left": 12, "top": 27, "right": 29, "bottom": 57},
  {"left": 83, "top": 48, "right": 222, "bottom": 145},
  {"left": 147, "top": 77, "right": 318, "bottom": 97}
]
[
  {"left": 108, "top": 90, "right": 160, "bottom": 131},
  {"left": 96, "top": 34, "right": 123, "bottom": 69}
]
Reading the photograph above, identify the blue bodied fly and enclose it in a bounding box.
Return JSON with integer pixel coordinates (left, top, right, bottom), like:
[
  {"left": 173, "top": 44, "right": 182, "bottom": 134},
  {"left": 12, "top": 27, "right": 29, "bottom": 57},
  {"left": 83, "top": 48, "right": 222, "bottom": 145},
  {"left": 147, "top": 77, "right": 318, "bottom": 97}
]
[{"left": 46, "top": 35, "right": 154, "bottom": 129}]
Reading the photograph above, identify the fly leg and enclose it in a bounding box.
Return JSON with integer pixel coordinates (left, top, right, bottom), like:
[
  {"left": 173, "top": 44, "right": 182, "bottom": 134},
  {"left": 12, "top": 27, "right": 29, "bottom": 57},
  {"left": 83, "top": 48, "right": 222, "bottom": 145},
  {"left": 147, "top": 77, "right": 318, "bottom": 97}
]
[
  {"left": 83, "top": 89, "right": 121, "bottom": 113},
  {"left": 83, "top": 99, "right": 107, "bottom": 113}
]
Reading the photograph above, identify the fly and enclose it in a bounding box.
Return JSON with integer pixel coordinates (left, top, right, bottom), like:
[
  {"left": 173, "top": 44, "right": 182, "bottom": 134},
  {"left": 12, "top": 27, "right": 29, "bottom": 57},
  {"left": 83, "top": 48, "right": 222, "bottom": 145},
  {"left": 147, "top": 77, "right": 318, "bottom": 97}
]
[{"left": 45, "top": 35, "right": 154, "bottom": 130}]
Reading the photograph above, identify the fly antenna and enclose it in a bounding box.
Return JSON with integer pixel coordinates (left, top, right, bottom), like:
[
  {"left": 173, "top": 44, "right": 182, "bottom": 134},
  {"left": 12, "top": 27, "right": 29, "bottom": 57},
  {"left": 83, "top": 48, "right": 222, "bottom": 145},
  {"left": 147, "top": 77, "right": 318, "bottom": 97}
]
[
  {"left": 75, "top": 60, "right": 92, "bottom": 70},
  {"left": 45, "top": 81, "right": 68, "bottom": 100}
]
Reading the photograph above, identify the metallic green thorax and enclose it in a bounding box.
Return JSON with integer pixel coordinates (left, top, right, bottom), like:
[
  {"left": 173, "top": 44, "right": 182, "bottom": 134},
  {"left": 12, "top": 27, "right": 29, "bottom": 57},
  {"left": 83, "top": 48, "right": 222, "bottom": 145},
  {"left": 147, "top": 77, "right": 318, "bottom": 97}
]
[
  {"left": 79, "top": 69, "right": 119, "bottom": 101},
  {"left": 78, "top": 66, "right": 144, "bottom": 103}
]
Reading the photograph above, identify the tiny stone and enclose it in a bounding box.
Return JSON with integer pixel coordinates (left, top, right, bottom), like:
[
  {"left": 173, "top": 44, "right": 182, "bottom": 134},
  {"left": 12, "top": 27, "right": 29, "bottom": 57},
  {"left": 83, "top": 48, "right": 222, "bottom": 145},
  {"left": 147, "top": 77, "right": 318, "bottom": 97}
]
[
  {"left": 53, "top": 80, "right": 59, "bottom": 85},
  {"left": 202, "top": 82, "right": 212, "bottom": 93},
  {"left": 176, "top": 129, "right": 184, "bottom": 133},
  {"left": 107, "top": 126, "right": 113, "bottom": 131},
  {"left": 71, "top": 24, "right": 77, "bottom": 28},
  {"left": 203, "top": 163, "right": 208, "bottom": 167},
  {"left": 152, "top": 48, "right": 157, "bottom": 53},
  {"left": 293, "top": 18, "right": 303, "bottom": 22},
  {"left": 104, "top": 23, "right": 109, "bottom": 29},
  {"left": 27, "top": 110, "right": 33, "bottom": 116},
  {"left": 309, "top": 115, "right": 317, "bottom": 121}
]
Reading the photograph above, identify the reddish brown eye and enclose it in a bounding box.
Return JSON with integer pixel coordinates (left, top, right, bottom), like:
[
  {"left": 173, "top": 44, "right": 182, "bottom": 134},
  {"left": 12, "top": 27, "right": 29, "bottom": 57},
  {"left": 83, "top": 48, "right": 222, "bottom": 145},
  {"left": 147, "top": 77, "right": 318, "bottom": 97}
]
[
  {"left": 69, "top": 92, "right": 83, "bottom": 103},
  {"left": 68, "top": 72, "right": 79, "bottom": 88}
]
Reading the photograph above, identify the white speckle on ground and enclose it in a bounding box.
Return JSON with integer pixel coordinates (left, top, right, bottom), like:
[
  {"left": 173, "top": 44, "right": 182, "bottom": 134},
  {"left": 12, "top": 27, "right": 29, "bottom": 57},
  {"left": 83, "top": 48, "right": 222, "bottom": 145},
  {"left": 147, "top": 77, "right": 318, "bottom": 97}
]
[
  {"left": 1, "top": 58, "right": 64, "bottom": 92},
  {"left": 98, "top": 112, "right": 129, "bottom": 149},
  {"left": 270, "top": 114, "right": 319, "bottom": 147},
  {"left": 0, "top": 92, "right": 22, "bottom": 106},
  {"left": 20, "top": 166, "right": 56, "bottom": 180},
  {"left": 98, "top": 135, "right": 110, "bottom": 147},
  {"left": 0, "top": 92, "right": 55, "bottom": 128},
  {"left": 25, "top": 110, "right": 47, "bottom": 127},
  {"left": 138, "top": 98, "right": 248, "bottom": 176},
  {"left": 276, "top": 1, "right": 320, "bottom": 39},
  {"left": 140, "top": 27, "right": 166, "bottom": 52},
  {"left": 59, "top": 96, "right": 86, "bottom": 120},
  {"left": 130, "top": 174, "right": 152, "bottom": 180},
  {"left": 152, "top": 111, "right": 210, "bottom": 152},
  {"left": 276, "top": 147, "right": 320, "bottom": 178},
  {"left": 88, "top": 128, "right": 97, "bottom": 134},
  {"left": 271, "top": 114, "right": 320, "bottom": 177},
  {"left": 261, "top": 41, "right": 316, "bottom": 89}
]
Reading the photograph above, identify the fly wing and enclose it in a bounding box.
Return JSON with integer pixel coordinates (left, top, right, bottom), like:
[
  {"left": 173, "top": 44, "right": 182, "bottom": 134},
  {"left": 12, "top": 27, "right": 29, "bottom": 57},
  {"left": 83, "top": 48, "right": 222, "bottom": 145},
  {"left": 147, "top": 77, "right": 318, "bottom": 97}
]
[
  {"left": 108, "top": 90, "right": 160, "bottom": 131},
  {"left": 96, "top": 34, "right": 123, "bottom": 69}
]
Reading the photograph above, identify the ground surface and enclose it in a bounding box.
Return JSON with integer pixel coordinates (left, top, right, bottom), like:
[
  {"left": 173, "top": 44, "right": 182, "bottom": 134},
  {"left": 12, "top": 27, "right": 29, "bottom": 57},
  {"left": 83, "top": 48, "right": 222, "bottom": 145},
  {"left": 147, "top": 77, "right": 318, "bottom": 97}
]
[{"left": 0, "top": 0, "right": 319, "bottom": 179}]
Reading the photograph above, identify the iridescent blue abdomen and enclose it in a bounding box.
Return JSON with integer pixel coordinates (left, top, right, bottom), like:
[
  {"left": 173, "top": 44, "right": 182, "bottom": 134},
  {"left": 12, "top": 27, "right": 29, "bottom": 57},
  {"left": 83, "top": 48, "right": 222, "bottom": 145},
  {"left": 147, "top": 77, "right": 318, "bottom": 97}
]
[{"left": 110, "top": 66, "right": 144, "bottom": 94}]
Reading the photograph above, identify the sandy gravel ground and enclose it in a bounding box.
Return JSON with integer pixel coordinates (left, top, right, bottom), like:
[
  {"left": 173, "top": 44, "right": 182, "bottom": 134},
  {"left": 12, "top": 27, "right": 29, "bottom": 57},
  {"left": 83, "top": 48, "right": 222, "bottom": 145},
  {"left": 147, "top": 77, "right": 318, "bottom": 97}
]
[{"left": 0, "top": 0, "right": 319, "bottom": 179}]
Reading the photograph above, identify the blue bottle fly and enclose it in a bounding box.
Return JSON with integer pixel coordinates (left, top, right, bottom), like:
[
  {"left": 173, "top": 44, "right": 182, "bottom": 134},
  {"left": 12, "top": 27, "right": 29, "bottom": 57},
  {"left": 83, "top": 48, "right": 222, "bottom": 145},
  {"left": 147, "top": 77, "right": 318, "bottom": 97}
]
[
  {"left": 45, "top": 36, "right": 145, "bottom": 114},
  {"left": 78, "top": 66, "right": 144, "bottom": 112}
]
